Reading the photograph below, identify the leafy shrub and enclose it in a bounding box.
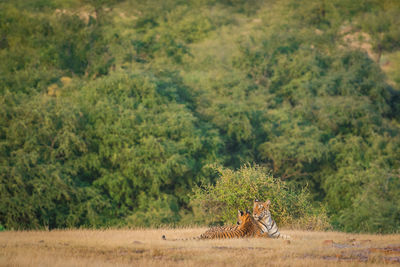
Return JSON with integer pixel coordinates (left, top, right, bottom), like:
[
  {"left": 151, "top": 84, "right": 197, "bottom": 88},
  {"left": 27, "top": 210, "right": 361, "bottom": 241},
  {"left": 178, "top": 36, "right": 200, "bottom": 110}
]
[
  {"left": 126, "top": 193, "right": 180, "bottom": 227},
  {"left": 335, "top": 167, "right": 400, "bottom": 233},
  {"left": 190, "top": 165, "right": 330, "bottom": 230}
]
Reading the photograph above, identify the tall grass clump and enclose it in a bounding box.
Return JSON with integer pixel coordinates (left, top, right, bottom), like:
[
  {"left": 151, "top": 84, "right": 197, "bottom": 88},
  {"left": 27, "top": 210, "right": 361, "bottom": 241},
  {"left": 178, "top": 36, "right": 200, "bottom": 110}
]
[{"left": 190, "top": 165, "right": 330, "bottom": 230}]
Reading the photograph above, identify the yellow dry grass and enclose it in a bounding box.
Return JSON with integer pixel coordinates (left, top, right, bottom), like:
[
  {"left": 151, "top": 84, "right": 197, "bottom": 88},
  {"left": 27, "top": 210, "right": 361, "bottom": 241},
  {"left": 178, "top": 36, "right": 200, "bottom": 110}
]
[{"left": 0, "top": 228, "right": 399, "bottom": 266}]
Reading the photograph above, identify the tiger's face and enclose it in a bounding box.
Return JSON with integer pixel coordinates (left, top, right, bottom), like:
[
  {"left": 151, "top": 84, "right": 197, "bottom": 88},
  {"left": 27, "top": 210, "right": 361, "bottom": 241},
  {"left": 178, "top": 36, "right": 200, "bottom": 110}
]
[
  {"left": 237, "top": 210, "right": 252, "bottom": 227},
  {"left": 253, "top": 199, "right": 271, "bottom": 220}
]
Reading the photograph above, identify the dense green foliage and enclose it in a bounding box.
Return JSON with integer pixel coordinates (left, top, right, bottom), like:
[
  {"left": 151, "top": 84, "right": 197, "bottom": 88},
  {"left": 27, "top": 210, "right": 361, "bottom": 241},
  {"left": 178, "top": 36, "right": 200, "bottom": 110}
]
[{"left": 1, "top": 0, "right": 399, "bottom": 232}]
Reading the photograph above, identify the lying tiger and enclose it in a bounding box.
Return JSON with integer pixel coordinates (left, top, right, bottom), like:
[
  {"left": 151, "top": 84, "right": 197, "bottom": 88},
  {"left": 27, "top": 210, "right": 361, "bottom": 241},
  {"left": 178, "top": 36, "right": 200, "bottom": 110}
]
[
  {"left": 253, "top": 199, "right": 290, "bottom": 239},
  {"left": 163, "top": 200, "right": 289, "bottom": 240},
  {"left": 162, "top": 210, "right": 262, "bottom": 240}
]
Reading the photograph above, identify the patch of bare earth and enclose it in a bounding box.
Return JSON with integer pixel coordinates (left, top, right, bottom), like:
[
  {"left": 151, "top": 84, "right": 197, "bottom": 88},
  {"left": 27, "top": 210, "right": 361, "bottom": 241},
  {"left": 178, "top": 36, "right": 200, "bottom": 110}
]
[
  {"left": 339, "top": 25, "right": 378, "bottom": 62},
  {"left": 0, "top": 229, "right": 399, "bottom": 266}
]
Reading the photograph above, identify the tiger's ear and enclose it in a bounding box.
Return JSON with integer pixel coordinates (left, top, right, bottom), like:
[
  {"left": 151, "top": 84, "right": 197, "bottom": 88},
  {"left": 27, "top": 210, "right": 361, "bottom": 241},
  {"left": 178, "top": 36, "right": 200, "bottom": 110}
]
[
  {"left": 238, "top": 210, "right": 244, "bottom": 216},
  {"left": 253, "top": 198, "right": 260, "bottom": 209},
  {"left": 265, "top": 199, "right": 271, "bottom": 207}
]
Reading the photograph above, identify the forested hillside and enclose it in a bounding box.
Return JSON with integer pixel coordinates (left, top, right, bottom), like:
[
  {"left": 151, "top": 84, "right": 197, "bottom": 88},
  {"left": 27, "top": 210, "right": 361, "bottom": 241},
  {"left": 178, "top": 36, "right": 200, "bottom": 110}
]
[{"left": 1, "top": 0, "right": 399, "bottom": 233}]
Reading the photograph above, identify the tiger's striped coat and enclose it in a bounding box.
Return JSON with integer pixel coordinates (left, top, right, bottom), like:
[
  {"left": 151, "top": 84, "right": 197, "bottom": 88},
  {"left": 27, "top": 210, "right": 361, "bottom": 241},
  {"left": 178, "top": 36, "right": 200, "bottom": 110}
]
[
  {"left": 253, "top": 199, "right": 290, "bottom": 239},
  {"left": 162, "top": 210, "right": 262, "bottom": 240}
]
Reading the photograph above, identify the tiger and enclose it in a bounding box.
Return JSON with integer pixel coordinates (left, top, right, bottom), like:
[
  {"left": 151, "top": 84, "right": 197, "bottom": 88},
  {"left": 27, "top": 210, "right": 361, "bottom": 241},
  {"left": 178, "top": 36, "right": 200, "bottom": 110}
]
[
  {"left": 253, "top": 199, "right": 291, "bottom": 239},
  {"left": 162, "top": 210, "right": 262, "bottom": 240},
  {"left": 200, "top": 223, "right": 239, "bottom": 236}
]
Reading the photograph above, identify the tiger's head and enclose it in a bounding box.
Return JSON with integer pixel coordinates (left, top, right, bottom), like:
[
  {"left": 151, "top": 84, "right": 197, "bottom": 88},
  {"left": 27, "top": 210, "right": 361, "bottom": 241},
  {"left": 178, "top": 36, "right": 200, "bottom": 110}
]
[
  {"left": 237, "top": 209, "right": 252, "bottom": 227},
  {"left": 253, "top": 199, "right": 271, "bottom": 220}
]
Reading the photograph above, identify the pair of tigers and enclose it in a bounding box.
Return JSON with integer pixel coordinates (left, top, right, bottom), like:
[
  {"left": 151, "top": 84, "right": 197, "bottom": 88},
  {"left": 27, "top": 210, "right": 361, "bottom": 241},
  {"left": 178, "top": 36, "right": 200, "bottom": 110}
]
[{"left": 162, "top": 199, "right": 290, "bottom": 240}]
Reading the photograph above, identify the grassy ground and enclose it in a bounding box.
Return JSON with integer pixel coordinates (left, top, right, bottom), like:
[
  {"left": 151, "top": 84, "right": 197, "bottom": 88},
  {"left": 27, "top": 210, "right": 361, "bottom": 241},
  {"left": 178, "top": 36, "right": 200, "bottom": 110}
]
[{"left": 0, "top": 228, "right": 399, "bottom": 266}]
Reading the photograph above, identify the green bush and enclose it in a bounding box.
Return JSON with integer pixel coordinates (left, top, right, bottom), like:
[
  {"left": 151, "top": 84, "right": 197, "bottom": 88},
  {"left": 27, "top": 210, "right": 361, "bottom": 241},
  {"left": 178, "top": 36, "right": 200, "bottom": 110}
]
[
  {"left": 190, "top": 165, "right": 330, "bottom": 230},
  {"left": 335, "top": 167, "right": 400, "bottom": 233},
  {"left": 126, "top": 193, "right": 180, "bottom": 227}
]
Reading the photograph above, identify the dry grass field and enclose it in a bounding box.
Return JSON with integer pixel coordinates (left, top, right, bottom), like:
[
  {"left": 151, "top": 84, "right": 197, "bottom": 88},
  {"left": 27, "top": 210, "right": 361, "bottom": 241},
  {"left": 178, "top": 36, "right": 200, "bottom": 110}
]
[{"left": 0, "top": 228, "right": 399, "bottom": 266}]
